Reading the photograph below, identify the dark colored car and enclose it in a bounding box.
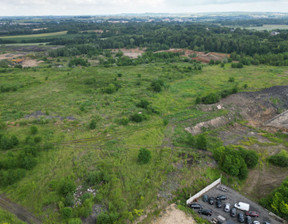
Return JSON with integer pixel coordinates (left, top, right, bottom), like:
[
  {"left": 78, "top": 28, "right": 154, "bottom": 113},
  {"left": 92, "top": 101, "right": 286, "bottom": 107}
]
[
  {"left": 238, "top": 213, "right": 245, "bottom": 223},
  {"left": 198, "top": 209, "right": 213, "bottom": 216},
  {"left": 246, "top": 211, "right": 259, "bottom": 217},
  {"left": 202, "top": 194, "right": 209, "bottom": 202},
  {"left": 189, "top": 203, "right": 202, "bottom": 209},
  {"left": 245, "top": 216, "right": 252, "bottom": 224},
  {"left": 216, "top": 195, "right": 227, "bottom": 201},
  {"left": 230, "top": 207, "right": 237, "bottom": 217},
  {"left": 263, "top": 222, "right": 270, "bottom": 224},
  {"left": 216, "top": 199, "right": 222, "bottom": 208},
  {"left": 208, "top": 197, "right": 215, "bottom": 205}
]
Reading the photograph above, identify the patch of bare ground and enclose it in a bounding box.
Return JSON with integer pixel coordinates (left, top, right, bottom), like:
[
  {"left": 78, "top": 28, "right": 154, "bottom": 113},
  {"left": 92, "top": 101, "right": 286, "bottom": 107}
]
[
  {"left": 156, "top": 48, "right": 229, "bottom": 63},
  {"left": 242, "top": 165, "right": 288, "bottom": 200},
  {"left": 150, "top": 204, "right": 195, "bottom": 224},
  {"left": 111, "top": 48, "right": 145, "bottom": 58},
  {"left": 21, "top": 58, "right": 43, "bottom": 67}
]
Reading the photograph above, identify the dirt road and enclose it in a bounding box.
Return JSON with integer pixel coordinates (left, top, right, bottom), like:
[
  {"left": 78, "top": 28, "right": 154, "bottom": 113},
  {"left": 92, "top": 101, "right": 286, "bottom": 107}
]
[{"left": 0, "top": 195, "right": 42, "bottom": 224}]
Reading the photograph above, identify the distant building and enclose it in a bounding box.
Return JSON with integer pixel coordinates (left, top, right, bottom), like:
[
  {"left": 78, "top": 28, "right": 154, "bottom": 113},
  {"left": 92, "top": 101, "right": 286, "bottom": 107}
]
[{"left": 271, "top": 31, "right": 280, "bottom": 36}]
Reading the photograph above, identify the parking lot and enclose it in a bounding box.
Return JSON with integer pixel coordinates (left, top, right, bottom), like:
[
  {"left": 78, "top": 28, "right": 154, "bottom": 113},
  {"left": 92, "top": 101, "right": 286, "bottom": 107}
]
[{"left": 193, "top": 184, "right": 282, "bottom": 224}]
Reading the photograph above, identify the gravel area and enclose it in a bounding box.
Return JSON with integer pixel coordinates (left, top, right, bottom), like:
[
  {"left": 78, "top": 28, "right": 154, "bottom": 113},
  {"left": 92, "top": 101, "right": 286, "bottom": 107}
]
[{"left": 193, "top": 185, "right": 282, "bottom": 224}]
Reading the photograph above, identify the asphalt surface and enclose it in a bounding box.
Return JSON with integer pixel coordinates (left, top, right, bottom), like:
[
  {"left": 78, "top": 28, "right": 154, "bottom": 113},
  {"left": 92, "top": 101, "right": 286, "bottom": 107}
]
[{"left": 191, "top": 185, "right": 282, "bottom": 224}]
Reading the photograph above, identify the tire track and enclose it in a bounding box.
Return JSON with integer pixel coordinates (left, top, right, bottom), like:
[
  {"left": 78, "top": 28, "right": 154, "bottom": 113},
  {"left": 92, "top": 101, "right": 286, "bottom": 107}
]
[{"left": 0, "top": 194, "right": 42, "bottom": 224}]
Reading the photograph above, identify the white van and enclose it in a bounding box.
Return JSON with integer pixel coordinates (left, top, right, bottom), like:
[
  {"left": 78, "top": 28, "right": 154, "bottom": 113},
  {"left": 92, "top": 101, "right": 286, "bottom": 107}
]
[{"left": 234, "top": 202, "right": 250, "bottom": 211}]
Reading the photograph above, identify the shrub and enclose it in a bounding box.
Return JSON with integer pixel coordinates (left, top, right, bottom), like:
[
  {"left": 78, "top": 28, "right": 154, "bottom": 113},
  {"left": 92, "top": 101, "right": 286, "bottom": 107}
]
[
  {"left": 136, "top": 99, "right": 150, "bottom": 109},
  {"left": 103, "top": 84, "right": 116, "bottom": 94},
  {"left": 30, "top": 126, "right": 38, "bottom": 135},
  {"left": 151, "top": 80, "right": 164, "bottom": 92},
  {"left": 228, "top": 77, "right": 235, "bottom": 82},
  {"left": 34, "top": 136, "right": 42, "bottom": 143},
  {"left": 89, "top": 119, "right": 96, "bottom": 130},
  {"left": 130, "top": 113, "right": 146, "bottom": 123},
  {"left": 61, "top": 207, "right": 72, "bottom": 219},
  {"left": 0, "top": 135, "right": 13, "bottom": 150},
  {"left": 268, "top": 150, "right": 288, "bottom": 167},
  {"left": 201, "top": 93, "right": 220, "bottom": 104},
  {"left": 138, "top": 148, "right": 151, "bottom": 164},
  {"left": 196, "top": 134, "right": 207, "bottom": 150},
  {"left": 59, "top": 178, "right": 76, "bottom": 197},
  {"left": 239, "top": 148, "right": 258, "bottom": 169},
  {"left": 118, "top": 117, "right": 129, "bottom": 126}
]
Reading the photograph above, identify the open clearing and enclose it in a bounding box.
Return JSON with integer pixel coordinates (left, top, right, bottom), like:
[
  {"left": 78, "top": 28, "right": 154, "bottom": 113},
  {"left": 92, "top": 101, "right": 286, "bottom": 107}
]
[
  {"left": 151, "top": 204, "right": 196, "bottom": 224},
  {"left": 0, "top": 31, "right": 68, "bottom": 39}
]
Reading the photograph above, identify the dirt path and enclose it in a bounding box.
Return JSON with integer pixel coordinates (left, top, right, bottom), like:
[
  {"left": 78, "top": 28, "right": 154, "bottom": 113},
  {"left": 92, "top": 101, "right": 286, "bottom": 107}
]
[
  {"left": 0, "top": 195, "right": 42, "bottom": 224},
  {"left": 151, "top": 204, "right": 196, "bottom": 224}
]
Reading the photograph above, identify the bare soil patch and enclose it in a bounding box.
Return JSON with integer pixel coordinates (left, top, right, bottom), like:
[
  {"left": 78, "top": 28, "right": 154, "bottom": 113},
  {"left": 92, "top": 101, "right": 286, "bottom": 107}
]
[
  {"left": 151, "top": 204, "right": 196, "bottom": 224},
  {"left": 111, "top": 48, "right": 145, "bottom": 58},
  {"left": 156, "top": 48, "right": 229, "bottom": 63}
]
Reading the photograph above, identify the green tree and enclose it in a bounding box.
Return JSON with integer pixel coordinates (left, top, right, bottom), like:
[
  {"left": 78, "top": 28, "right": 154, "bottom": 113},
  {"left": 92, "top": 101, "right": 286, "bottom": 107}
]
[
  {"left": 30, "top": 126, "right": 38, "bottom": 135},
  {"left": 138, "top": 148, "right": 151, "bottom": 164}
]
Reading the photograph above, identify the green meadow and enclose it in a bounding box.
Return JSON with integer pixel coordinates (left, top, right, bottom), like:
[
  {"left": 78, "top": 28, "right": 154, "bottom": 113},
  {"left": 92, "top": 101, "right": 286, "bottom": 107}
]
[{"left": 1, "top": 63, "right": 288, "bottom": 223}]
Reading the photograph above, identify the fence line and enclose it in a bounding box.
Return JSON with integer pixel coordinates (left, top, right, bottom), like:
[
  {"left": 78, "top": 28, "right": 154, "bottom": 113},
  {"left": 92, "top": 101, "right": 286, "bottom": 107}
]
[{"left": 186, "top": 178, "right": 221, "bottom": 205}]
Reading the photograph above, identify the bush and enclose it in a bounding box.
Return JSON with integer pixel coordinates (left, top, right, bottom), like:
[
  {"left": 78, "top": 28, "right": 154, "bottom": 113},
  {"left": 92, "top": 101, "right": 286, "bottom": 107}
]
[
  {"left": 201, "top": 93, "right": 220, "bottom": 104},
  {"left": 0, "top": 169, "right": 26, "bottom": 186},
  {"left": 239, "top": 148, "right": 258, "bottom": 169},
  {"left": 151, "top": 80, "right": 164, "bottom": 92},
  {"left": 228, "top": 77, "right": 235, "bottom": 82},
  {"left": 30, "top": 126, "right": 38, "bottom": 135},
  {"left": 61, "top": 207, "right": 72, "bottom": 219},
  {"left": 138, "top": 148, "right": 151, "bottom": 164},
  {"left": 136, "top": 99, "right": 150, "bottom": 109},
  {"left": 268, "top": 150, "right": 288, "bottom": 167},
  {"left": 0, "top": 135, "right": 13, "bottom": 150},
  {"left": 86, "top": 170, "right": 110, "bottom": 186},
  {"left": 103, "top": 84, "right": 117, "bottom": 94},
  {"left": 118, "top": 117, "right": 129, "bottom": 126},
  {"left": 130, "top": 113, "right": 146, "bottom": 123},
  {"left": 34, "top": 136, "right": 42, "bottom": 143},
  {"left": 196, "top": 134, "right": 207, "bottom": 150},
  {"left": 59, "top": 178, "right": 76, "bottom": 197},
  {"left": 97, "top": 212, "right": 119, "bottom": 224},
  {"left": 89, "top": 119, "right": 96, "bottom": 130}
]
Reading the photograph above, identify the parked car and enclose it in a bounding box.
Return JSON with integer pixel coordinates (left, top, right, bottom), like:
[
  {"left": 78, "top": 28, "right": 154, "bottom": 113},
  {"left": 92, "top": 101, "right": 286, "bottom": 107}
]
[
  {"left": 198, "top": 209, "right": 213, "bottom": 216},
  {"left": 208, "top": 197, "right": 215, "bottom": 205},
  {"left": 216, "top": 195, "right": 227, "bottom": 201},
  {"left": 230, "top": 207, "right": 237, "bottom": 217},
  {"left": 263, "top": 222, "right": 270, "bottom": 224},
  {"left": 224, "top": 203, "right": 231, "bottom": 212},
  {"left": 216, "top": 199, "right": 222, "bottom": 208},
  {"left": 245, "top": 216, "right": 252, "bottom": 224},
  {"left": 246, "top": 211, "right": 259, "bottom": 217},
  {"left": 238, "top": 213, "right": 245, "bottom": 223},
  {"left": 202, "top": 194, "right": 209, "bottom": 202},
  {"left": 234, "top": 202, "right": 250, "bottom": 211},
  {"left": 253, "top": 221, "right": 260, "bottom": 224},
  {"left": 189, "top": 203, "right": 202, "bottom": 209}
]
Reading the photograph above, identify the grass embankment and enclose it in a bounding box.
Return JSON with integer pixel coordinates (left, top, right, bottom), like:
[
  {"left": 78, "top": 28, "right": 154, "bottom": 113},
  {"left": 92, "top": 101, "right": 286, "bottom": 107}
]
[{"left": 0, "top": 64, "right": 288, "bottom": 223}]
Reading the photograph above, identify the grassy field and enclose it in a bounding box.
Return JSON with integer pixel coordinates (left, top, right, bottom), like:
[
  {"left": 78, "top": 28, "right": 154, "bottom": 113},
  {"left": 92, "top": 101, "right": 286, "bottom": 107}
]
[
  {"left": 223, "top": 24, "right": 288, "bottom": 31},
  {"left": 0, "top": 63, "right": 288, "bottom": 223},
  {"left": 0, "top": 31, "right": 68, "bottom": 39}
]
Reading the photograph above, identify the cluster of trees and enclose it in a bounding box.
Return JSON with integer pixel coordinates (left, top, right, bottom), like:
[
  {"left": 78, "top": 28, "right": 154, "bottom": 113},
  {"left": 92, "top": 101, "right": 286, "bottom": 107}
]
[
  {"left": 260, "top": 178, "right": 288, "bottom": 220},
  {"left": 0, "top": 126, "right": 53, "bottom": 187},
  {"left": 68, "top": 58, "right": 90, "bottom": 67},
  {"left": 196, "top": 87, "right": 238, "bottom": 105},
  {"left": 213, "top": 147, "right": 258, "bottom": 180}
]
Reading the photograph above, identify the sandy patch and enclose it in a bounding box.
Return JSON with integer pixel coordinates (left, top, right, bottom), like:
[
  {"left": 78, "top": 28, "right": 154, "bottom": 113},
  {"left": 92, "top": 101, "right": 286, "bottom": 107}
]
[
  {"left": 152, "top": 204, "right": 196, "bottom": 224},
  {"left": 111, "top": 48, "right": 145, "bottom": 58},
  {"left": 22, "top": 58, "right": 43, "bottom": 67}
]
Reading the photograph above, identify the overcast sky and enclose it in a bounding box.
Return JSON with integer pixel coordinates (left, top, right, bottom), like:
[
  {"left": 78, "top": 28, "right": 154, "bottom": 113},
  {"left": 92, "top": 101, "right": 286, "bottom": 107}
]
[{"left": 1, "top": 0, "right": 288, "bottom": 16}]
